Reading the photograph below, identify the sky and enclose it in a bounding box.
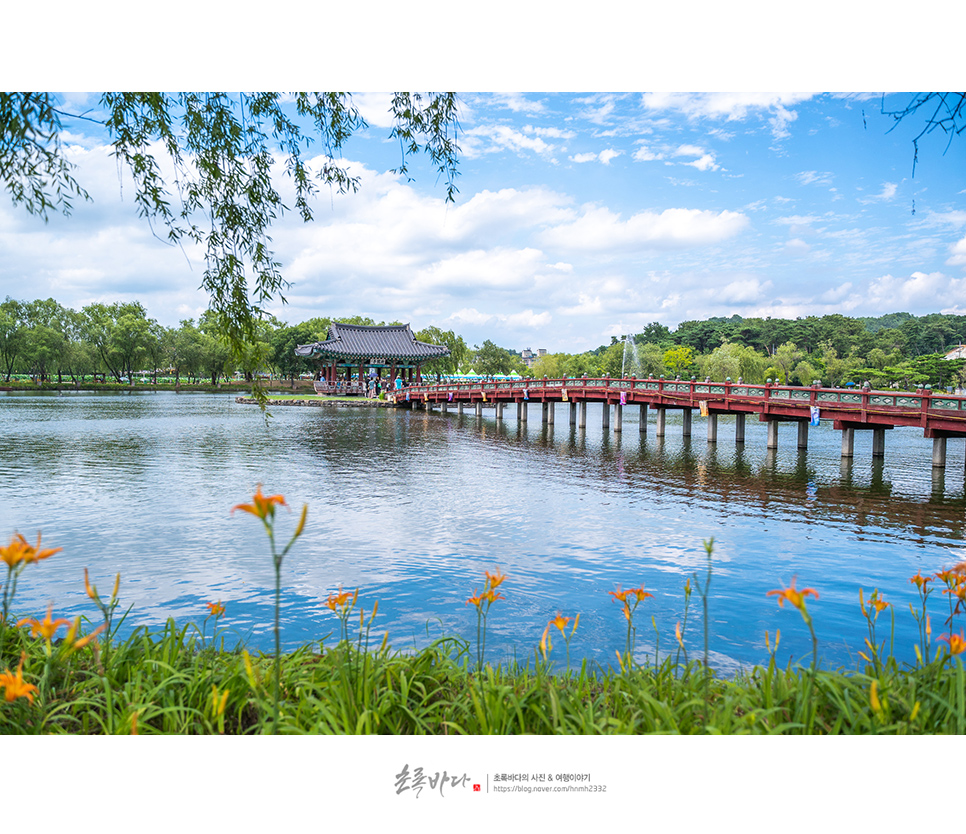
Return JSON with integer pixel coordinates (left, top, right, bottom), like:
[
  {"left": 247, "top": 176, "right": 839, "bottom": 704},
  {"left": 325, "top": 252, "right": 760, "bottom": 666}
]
[{"left": 2, "top": 98, "right": 963, "bottom": 356}]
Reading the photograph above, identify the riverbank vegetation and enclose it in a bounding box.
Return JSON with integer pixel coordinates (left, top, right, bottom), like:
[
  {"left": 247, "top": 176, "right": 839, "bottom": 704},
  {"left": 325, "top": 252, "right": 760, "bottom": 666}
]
[
  {"left": 3, "top": 491, "right": 965, "bottom": 735},
  {"left": 3, "top": 296, "right": 966, "bottom": 393}
]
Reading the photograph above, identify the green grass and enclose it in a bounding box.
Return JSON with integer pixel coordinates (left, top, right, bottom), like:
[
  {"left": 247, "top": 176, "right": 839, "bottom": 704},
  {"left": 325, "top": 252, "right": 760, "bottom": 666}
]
[{"left": 2, "top": 615, "right": 963, "bottom": 735}]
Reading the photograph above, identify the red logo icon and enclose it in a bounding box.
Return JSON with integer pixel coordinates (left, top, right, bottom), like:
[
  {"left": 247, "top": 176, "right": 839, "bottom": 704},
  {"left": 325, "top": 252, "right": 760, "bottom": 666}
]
[{"left": 473, "top": 784, "right": 481, "bottom": 792}]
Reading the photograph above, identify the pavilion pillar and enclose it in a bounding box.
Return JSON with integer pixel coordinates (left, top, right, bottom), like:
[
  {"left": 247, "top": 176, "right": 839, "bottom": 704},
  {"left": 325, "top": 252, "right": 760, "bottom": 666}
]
[
  {"left": 735, "top": 413, "right": 746, "bottom": 444},
  {"left": 841, "top": 427, "right": 855, "bottom": 458},
  {"left": 614, "top": 403, "right": 622, "bottom": 432},
  {"left": 767, "top": 420, "right": 779, "bottom": 449},
  {"left": 682, "top": 409, "right": 692, "bottom": 438},
  {"left": 639, "top": 403, "right": 647, "bottom": 434},
  {"left": 707, "top": 413, "right": 718, "bottom": 444},
  {"left": 933, "top": 436, "right": 947, "bottom": 468},
  {"left": 578, "top": 400, "right": 587, "bottom": 428},
  {"left": 656, "top": 407, "right": 666, "bottom": 437},
  {"left": 872, "top": 428, "right": 885, "bottom": 458},
  {"left": 798, "top": 421, "right": 808, "bottom": 450}
]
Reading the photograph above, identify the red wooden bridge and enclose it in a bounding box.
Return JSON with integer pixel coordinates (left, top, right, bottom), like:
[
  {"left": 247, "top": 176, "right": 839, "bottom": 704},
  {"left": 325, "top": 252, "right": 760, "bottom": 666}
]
[{"left": 394, "top": 376, "right": 966, "bottom": 467}]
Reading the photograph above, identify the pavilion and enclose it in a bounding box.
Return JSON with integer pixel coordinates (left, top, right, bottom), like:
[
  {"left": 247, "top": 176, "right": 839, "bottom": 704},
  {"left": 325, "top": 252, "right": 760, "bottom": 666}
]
[{"left": 295, "top": 322, "right": 450, "bottom": 390}]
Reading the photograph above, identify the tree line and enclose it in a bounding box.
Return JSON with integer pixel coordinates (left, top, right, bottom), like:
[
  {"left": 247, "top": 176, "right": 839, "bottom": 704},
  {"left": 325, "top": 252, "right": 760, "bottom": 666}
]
[{"left": 3, "top": 297, "right": 965, "bottom": 391}]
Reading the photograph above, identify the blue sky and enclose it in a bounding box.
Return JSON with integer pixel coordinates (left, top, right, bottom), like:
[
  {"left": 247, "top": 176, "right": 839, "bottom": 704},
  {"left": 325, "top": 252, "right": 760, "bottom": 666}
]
[{"left": 1, "top": 91, "right": 963, "bottom": 354}]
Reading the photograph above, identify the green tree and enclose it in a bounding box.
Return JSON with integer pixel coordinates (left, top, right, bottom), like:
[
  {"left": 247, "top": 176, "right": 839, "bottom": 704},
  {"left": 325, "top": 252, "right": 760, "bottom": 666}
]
[
  {"left": 0, "top": 92, "right": 460, "bottom": 367},
  {"left": 663, "top": 345, "right": 696, "bottom": 377},
  {"left": 415, "top": 326, "right": 467, "bottom": 380},
  {"left": 471, "top": 340, "right": 522, "bottom": 376}
]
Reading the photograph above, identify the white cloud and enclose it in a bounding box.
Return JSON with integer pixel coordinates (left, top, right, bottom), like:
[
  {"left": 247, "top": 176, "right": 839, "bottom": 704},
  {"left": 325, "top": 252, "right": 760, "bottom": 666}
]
[
  {"left": 784, "top": 238, "right": 811, "bottom": 255},
  {"left": 858, "top": 182, "right": 898, "bottom": 204},
  {"left": 641, "top": 92, "right": 815, "bottom": 139},
  {"left": 598, "top": 149, "right": 623, "bottom": 165},
  {"left": 570, "top": 149, "right": 623, "bottom": 165},
  {"left": 633, "top": 143, "right": 664, "bottom": 162},
  {"left": 948, "top": 235, "right": 966, "bottom": 267},
  {"left": 460, "top": 124, "right": 558, "bottom": 158},
  {"left": 571, "top": 152, "right": 598, "bottom": 164},
  {"left": 796, "top": 171, "right": 834, "bottom": 186},
  {"left": 539, "top": 206, "right": 749, "bottom": 252}
]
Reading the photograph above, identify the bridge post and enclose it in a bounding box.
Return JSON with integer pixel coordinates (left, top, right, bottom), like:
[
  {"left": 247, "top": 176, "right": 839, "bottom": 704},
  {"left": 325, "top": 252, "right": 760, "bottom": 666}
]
[
  {"left": 841, "top": 427, "right": 855, "bottom": 458},
  {"left": 578, "top": 400, "right": 586, "bottom": 428},
  {"left": 602, "top": 402, "right": 610, "bottom": 430},
  {"left": 735, "top": 413, "right": 746, "bottom": 444},
  {"left": 707, "top": 413, "right": 718, "bottom": 443},
  {"left": 570, "top": 401, "right": 577, "bottom": 426},
  {"left": 767, "top": 419, "right": 779, "bottom": 449},
  {"left": 457, "top": 401, "right": 464, "bottom": 415},
  {"left": 933, "top": 436, "right": 947, "bottom": 467},
  {"left": 656, "top": 407, "right": 666, "bottom": 437},
  {"left": 614, "top": 403, "right": 622, "bottom": 432},
  {"left": 872, "top": 427, "right": 885, "bottom": 457},
  {"left": 542, "top": 401, "right": 549, "bottom": 424},
  {"left": 441, "top": 401, "right": 447, "bottom": 413},
  {"left": 475, "top": 401, "right": 482, "bottom": 417},
  {"left": 798, "top": 420, "right": 808, "bottom": 449},
  {"left": 682, "top": 409, "right": 692, "bottom": 438},
  {"left": 639, "top": 403, "right": 647, "bottom": 434},
  {"left": 547, "top": 401, "right": 555, "bottom": 425},
  {"left": 496, "top": 402, "right": 503, "bottom": 421},
  {"left": 520, "top": 401, "right": 528, "bottom": 423}
]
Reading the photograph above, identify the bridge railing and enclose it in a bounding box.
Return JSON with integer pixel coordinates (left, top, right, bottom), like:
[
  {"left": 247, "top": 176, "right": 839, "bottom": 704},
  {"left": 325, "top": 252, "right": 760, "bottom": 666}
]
[{"left": 400, "top": 377, "right": 966, "bottom": 412}]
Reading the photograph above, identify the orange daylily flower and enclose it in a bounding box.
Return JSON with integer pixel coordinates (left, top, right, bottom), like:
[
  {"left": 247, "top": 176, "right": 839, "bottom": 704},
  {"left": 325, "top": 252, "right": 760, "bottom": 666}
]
[
  {"left": 325, "top": 587, "right": 358, "bottom": 613},
  {"left": 938, "top": 631, "right": 966, "bottom": 655},
  {"left": 64, "top": 618, "right": 105, "bottom": 652},
  {"left": 18, "top": 604, "right": 71, "bottom": 641},
  {"left": 0, "top": 652, "right": 38, "bottom": 704},
  {"left": 910, "top": 570, "right": 933, "bottom": 591},
  {"left": 0, "top": 532, "right": 61, "bottom": 568},
  {"left": 484, "top": 570, "right": 506, "bottom": 590},
  {"left": 206, "top": 601, "right": 226, "bottom": 617},
  {"left": 231, "top": 485, "right": 288, "bottom": 522},
  {"left": 767, "top": 577, "right": 819, "bottom": 613},
  {"left": 609, "top": 587, "right": 632, "bottom": 603}
]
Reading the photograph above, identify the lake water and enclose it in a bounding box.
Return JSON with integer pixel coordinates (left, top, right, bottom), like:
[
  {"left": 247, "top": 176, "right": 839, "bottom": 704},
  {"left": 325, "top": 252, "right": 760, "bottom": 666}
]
[{"left": 3, "top": 390, "right": 965, "bottom": 674}]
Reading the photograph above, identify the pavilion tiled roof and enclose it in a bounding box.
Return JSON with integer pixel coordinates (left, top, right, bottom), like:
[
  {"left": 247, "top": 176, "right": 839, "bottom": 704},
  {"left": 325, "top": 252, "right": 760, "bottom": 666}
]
[{"left": 295, "top": 323, "right": 450, "bottom": 362}]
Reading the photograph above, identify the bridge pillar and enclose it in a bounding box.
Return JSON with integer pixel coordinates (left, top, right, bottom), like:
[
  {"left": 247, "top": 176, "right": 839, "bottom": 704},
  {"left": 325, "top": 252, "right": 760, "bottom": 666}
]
[
  {"left": 475, "top": 401, "right": 482, "bottom": 417},
  {"left": 682, "top": 409, "right": 692, "bottom": 438},
  {"left": 933, "top": 436, "right": 947, "bottom": 467},
  {"left": 798, "top": 420, "right": 808, "bottom": 449},
  {"left": 458, "top": 401, "right": 464, "bottom": 415},
  {"left": 767, "top": 419, "right": 779, "bottom": 449},
  {"left": 602, "top": 403, "right": 611, "bottom": 430},
  {"left": 520, "top": 401, "right": 528, "bottom": 423},
  {"left": 547, "top": 402, "right": 555, "bottom": 425},
  {"left": 496, "top": 402, "right": 503, "bottom": 421},
  {"left": 735, "top": 413, "right": 746, "bottom": 444},
  {"left": 570, "top": 401, "right": 577, "bottom": 426},
  {"left": 656, "top": 407, "right": 666, "bottom": 437},
  {"left": 614, "top": 403, "right": 623, "bottom": 432},
  {"left": 578, "top": 400, "right": 586, "bottom": 428},
  {"left": 872, "top": 427, "right": 886, "bottom": 458},
  {"left": 440, "top": 401, "right": 447, "bottom": 413},
  {"left": 707, "top": 413, "right": 718, "bottom": 443},
  {"left": 542, "top": 401, "right": 549, "bottom": 424},
  {"left": 841, "top": 427, "right": 854, "bottom": 458},
  {"left": 639, "top": 403, "right": 647, "bottom": 434}
]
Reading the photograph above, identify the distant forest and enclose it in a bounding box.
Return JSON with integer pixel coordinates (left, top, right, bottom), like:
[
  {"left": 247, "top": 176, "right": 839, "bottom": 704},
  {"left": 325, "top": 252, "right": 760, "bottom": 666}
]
[{"left": 2, "top": 297, "right": 965, "bottom": 392}]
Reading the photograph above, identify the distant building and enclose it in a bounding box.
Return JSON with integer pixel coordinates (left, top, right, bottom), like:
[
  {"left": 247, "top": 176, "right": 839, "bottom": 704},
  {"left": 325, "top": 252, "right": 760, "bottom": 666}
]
[{"left": 520, "top": 348, "right": 547, "bottom": 368}]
